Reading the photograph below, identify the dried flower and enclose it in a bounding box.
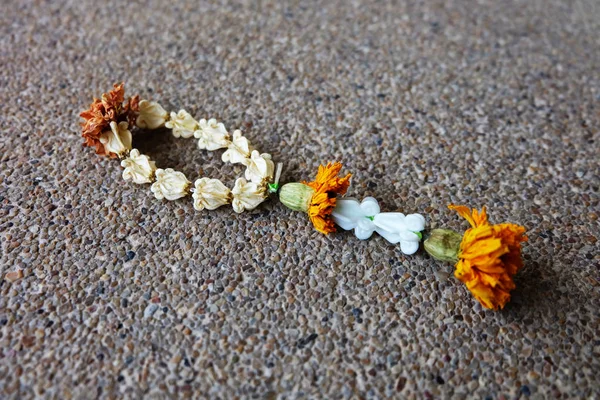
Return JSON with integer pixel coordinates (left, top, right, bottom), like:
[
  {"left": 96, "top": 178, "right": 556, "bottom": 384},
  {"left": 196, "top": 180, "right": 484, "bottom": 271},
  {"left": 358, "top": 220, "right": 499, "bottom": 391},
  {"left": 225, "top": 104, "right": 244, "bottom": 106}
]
[
  {"left": 121, "top": 149, "right": 156, "bottom": 184},
  {"left": 124, "top": 94, "right": 140, "bottom": 127},
  {"left": 80, "top": 82, "right": 139, "bottom": 157},
  {"left": 222, "top": 130, "right": 252, "bottom": 164},
  {"left": 192, "top": 178, "right": 231, "bottom": 211},
  {"left": 151, "top": 168, "right": 190, "bottom": 200},
  {"left": 165, "top": 110, "right": 198, "bottom": 138},
  {"left": 231, "top": 178, "right": 265, "bottom": 213},
  {"left": 304, "top": 162, "right": 351, "bottom": 234},
  {"left": 243, "top": 150, "right": 275, "bottom": 184},
  {"left": 136, "top": 100, "right": 168, "bottom": 129},
  {"left": 99, "top": 121, "right": 132, "bottom": 157},
  {"left": 425, "top": 205, "right": 527, "bottom": 310},
  {"left": 195, "top": 118, "right": 230, "bottom": 150}
]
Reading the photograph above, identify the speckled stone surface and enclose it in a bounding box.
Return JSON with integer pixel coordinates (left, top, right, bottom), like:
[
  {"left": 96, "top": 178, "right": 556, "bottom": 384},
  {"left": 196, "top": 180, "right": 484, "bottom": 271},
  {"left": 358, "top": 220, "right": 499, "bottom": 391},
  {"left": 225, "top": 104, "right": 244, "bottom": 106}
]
[{"left": 1, "top": 0, "right": 599, "bottom": 398}]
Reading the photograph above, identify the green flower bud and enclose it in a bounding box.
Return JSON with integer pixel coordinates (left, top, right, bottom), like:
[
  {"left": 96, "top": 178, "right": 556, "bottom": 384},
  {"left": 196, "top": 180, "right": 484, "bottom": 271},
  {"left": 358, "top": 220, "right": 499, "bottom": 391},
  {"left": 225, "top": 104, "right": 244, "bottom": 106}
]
[
  {"left": 424, "top": 229, "right": 462, "bottom": 263},
  {"left": 279, "top": 182, "right": 315, "bottom": 212}
]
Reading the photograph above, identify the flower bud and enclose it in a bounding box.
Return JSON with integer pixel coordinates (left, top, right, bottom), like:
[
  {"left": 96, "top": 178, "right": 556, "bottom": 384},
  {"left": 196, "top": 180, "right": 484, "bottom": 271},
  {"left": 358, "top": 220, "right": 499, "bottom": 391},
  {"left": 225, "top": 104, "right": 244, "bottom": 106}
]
[
  {"left": 278, "top": 183, "right": 315, "bottom": 212},
  {"left": 99, "top": 121, "right": 132, "bottom": 157},
  {"left": 136, "top": 100, "right": 168, "bottom": 129},
  {"left": 424, "top": 229, "right": 462, "bottom": 262}
]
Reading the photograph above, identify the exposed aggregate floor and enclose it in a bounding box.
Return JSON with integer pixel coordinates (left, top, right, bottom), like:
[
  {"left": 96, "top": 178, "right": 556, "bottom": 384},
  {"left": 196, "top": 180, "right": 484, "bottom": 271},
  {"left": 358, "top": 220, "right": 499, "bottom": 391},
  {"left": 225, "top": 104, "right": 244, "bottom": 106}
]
[{"left": 1, "top": 0, "right": 599, "bottom": 398}]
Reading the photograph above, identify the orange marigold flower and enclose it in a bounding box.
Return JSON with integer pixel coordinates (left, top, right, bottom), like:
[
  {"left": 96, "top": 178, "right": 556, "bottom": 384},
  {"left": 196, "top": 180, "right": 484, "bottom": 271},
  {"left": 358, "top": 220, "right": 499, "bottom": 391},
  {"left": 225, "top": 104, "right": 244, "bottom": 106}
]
[
  {"left": 302, "top": 162, "right": 352, "bottom": 234},
  {"left": 449, "top": 204, "right": 527, "bottom": 310},
  {"left": 80, "top": 82, "right": 139, "bottom": 157}
]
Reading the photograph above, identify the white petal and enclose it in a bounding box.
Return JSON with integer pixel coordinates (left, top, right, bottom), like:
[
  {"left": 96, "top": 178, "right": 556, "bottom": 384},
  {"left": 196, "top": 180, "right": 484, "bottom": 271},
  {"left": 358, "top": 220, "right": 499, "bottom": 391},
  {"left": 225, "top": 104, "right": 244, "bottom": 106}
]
[
  {"left": 231, "top": 178, "right": 266, "bottom": 212},
  {"left": 373, "top": 212, "right": 407, "bottom": 233},
  {"left": 150, "top": 168, "right": 190, "bottom": 201},
  {"left": 404, "top": 213, "right": 426, "bottom": 232},
  {"left": 100, "top": 121, "right": 132, "bottom": 156},
  {"left": 331, "top": 199, "right": 363, "bottom": 230},
  {"left": 360, "top": 197, "right": 380, "bottom": 216},
  {"left": 243, "top": 150, "right": 275, "bottom": 184},
  {"left": 332, "top": 199, "right": 364, "bottom": 218},
  {"left": 354, "top": 219, "right": 376, "bottom": 240},
  {"left": 398, "top": 230, "right": 421, "bottom": 242},
  {"left": 222, "top": 130, "right": 252, "bottom": 164},
  {"left": 121, "top": 149, "right": 156, "bottom": 184},
  {"left": 331, "top": 213, "right": 357, "bottom": 231},
  {"left": 193, "top": 178, "right": 231, "bottom": 211},
  {"left": 165, "top": 110, "right": 198, "bottom": 138},
  {"left": 400, "top": 240, "right": 420, "bottom": 255},
  {"left": 136, "top": 100, "right": 168, "bottom": 129},
  {"left": 195, "top": 118, "right": 229, "bottom": 150},
  {"left": 375, "top": 227, "right": 402, "bottom": 244}
]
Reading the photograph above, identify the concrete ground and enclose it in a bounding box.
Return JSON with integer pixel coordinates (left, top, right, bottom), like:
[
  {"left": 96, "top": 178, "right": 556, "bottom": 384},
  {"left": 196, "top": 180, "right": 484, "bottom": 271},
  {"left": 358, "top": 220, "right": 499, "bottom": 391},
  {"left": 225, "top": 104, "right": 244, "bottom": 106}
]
[{"left": 1, "top": 0, "right": 599, "bottom": 398}]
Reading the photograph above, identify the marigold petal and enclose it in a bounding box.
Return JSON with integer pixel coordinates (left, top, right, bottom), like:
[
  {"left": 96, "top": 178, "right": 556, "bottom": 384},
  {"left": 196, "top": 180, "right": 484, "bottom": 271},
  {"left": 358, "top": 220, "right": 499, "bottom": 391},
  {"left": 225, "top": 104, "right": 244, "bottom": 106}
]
[
  {"left": 303, "top": 162, "right": 351, "bottom": 234},
  {"left": 466, "top": 280, "right": 512, "bottom": 310},
  {"left": 448, "top": 204, "right": 476, "bottom": 227},
  {"left": 471, "top": 206, "right": 488, "bottom": 227},
  {"left": 311, "top": 215, "right": 337, "bottom": 234},
  {"left": 454, "top": 259, "right": 475, "bottom": 282},
  {"left": 305, "top": 162, "right": 351, "bottom": 196},
  {"left": 452, "top": 204, "right": 526, "bottom": 310},
  {"left": 449, "top": 204, "right": 489, "bottom": 228}
]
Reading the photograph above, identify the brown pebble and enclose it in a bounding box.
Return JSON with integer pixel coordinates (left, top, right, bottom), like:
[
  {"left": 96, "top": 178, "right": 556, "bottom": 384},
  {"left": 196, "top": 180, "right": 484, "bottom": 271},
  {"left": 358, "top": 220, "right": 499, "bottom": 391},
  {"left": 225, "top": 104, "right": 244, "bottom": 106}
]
[
  {"left": 5, "top": 270, "right": 23, "bottom": 282},
  {"left": 22, "top": 336, "right": 35, "bottom": 348},
  {"left": 396, "top": 376, "right": 407, "bottom": 391}
]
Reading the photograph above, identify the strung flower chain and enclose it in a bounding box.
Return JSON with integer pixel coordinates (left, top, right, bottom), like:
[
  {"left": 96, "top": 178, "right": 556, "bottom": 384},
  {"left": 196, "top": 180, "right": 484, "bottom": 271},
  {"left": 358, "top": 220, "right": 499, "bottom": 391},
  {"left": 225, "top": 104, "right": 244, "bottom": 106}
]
[
  {"left": 80, "top": 83, "right": 280, "bottom": 213},
  {"left": 80, "top": 83, "right": 528, "bottom": 311}
]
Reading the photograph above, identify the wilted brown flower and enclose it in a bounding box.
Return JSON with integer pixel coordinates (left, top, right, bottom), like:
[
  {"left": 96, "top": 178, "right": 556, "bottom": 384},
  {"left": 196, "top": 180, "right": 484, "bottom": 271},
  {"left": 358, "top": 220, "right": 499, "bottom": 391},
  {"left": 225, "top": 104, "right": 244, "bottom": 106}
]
[
  {"left": 79, "top": 82, "right": 139, "bottom": 157},
  {"left": 124, "top": 94, "right": 140, "bottom": 127}
]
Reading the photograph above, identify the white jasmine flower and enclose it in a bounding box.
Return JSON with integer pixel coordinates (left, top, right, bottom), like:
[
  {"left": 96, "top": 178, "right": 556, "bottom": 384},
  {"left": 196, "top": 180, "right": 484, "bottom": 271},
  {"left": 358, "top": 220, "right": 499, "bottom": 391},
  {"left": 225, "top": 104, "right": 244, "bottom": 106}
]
[
  {"left": 332, "top": 197, "right": 425, "bottom": 255},
  {"left": 231, "top": 178, "right": 265, "bottom": 213},
  {"left": 136, "top": 100, "right": 168, "bottom": 129},
  {"left": 243, "top": 150, "right": 275, "bottom": 184},
  {"left": 195, "top": 118, "right": 229, "bottom": 151},
  {"left": 151, "top": 168, "right": 190, "bottom": 200},
  {"left": 121, "top": 149, "right": 156, "bottom": 184},
  {"left": 99, "top": 121, "right": 132, "bottom": 157},
  {"left": 165, "top": 110, "right": 198, "bottom": 138},
  {"left": 192, "top": 178, "right": 231, "bottom": 211},
  {"left": 222, "top": 130, "right": 252, "bottom": 164}
]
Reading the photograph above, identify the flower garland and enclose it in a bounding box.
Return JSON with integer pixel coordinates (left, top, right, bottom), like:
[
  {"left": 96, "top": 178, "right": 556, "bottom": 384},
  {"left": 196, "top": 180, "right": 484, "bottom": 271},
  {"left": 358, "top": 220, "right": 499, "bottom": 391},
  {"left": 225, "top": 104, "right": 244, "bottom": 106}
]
[
  {"left": 79, "top": 83, "right": 527, "bottom": 311},
  {"left": 80, "top": 83, "right": 279, "bottom": 213}
]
